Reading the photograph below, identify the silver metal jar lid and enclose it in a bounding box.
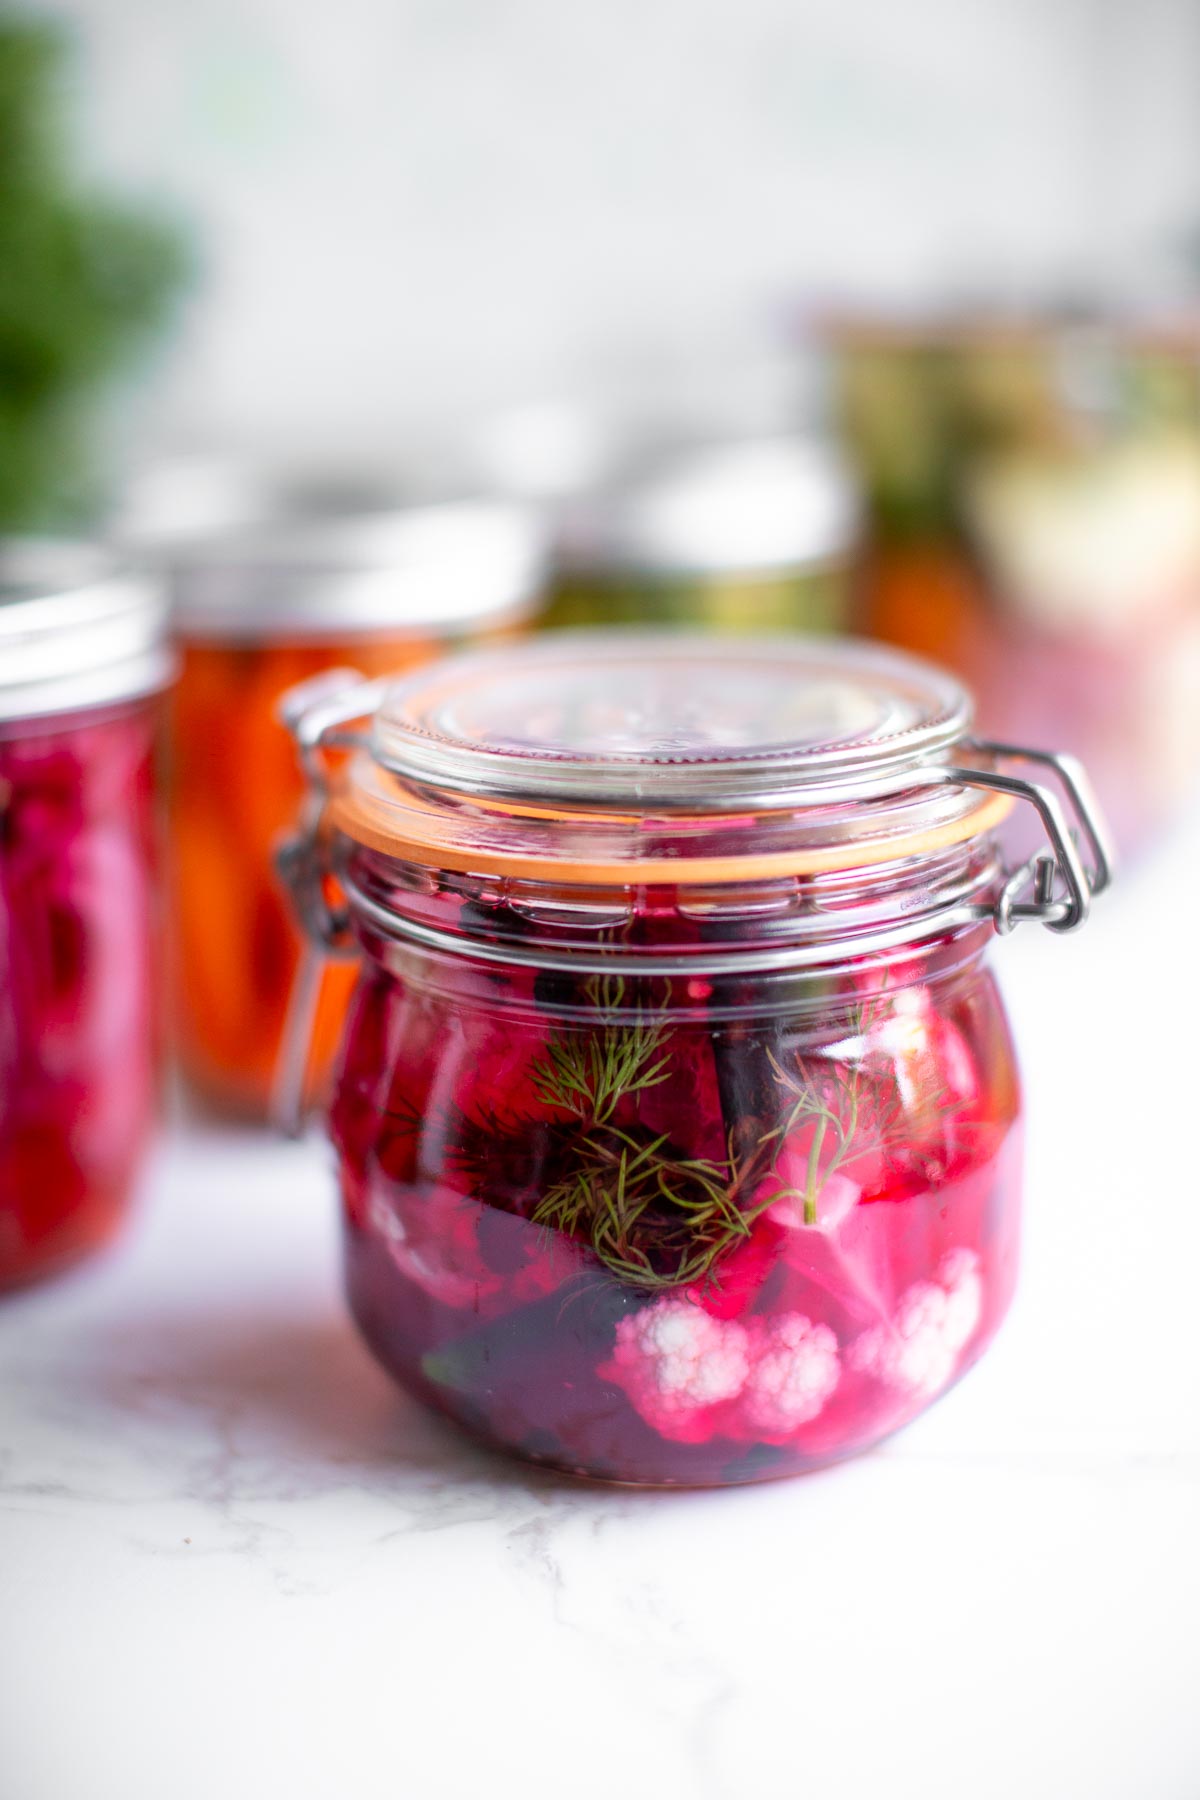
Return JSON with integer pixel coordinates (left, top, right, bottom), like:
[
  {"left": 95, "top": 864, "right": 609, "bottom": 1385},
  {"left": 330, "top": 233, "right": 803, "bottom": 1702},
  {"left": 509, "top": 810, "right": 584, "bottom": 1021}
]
[
  {"left": 168, "top": 498, "right": 551, "bottom": 642},
  {"left": 0, "top": 541, "right": 172, "bottom": 723},
  {"left": 560, "top": 436, "right": 859, "bottom": 579}
]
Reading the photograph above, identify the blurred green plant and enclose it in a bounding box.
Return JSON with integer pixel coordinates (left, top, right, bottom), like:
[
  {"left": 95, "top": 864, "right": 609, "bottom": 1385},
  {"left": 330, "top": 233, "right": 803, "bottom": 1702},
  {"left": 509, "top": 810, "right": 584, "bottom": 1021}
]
[{"left": 0, "top": 15, "right": 189, "bottom": 529}]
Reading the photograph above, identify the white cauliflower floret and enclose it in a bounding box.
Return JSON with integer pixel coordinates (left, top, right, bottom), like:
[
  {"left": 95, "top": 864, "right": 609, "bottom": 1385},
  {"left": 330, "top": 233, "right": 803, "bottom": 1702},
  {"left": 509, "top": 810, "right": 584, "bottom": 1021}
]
[
  {"left": 742, "top": 1314, "right": 840, "bottom": 1432},
  {"left": 850, "top": 1249, "right": 982, "bottom": 1397},
  {"left": 610, "top": 1300, "right": 750, "bottom": 1420}
]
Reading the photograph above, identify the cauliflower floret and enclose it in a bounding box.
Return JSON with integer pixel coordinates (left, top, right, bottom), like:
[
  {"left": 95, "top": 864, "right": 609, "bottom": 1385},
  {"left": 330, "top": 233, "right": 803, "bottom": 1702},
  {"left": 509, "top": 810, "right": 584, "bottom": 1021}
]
[
  {"left": 850, "top": 1249, "right": 982, "bottom": 1397},
  {"left": 742, "top": 1314, "right": 840, "bottom": 1433},
  {"left": 606, "top": 1299, "right": 751, "bottom": 1439}
]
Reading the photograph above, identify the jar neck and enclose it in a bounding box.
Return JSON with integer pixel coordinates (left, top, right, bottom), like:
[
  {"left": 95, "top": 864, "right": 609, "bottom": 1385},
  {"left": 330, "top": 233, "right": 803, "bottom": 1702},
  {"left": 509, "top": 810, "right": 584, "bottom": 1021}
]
[{"left": 338, "top": 831, "right": 1004, "bottom": 982}]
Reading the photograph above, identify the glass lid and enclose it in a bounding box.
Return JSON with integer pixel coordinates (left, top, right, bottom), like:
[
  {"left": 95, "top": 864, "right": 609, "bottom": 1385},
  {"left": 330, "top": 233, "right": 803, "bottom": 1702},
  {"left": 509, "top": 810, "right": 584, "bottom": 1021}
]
[{"left": 370, "top": 631, "right": 972, "bottom": 808}]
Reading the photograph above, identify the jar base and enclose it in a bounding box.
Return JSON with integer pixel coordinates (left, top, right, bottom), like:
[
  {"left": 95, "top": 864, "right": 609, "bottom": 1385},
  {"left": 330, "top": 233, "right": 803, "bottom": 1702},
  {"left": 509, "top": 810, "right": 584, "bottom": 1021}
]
[{"left": 346, "top": 1268, "right": 1003, "bottom": 1490}]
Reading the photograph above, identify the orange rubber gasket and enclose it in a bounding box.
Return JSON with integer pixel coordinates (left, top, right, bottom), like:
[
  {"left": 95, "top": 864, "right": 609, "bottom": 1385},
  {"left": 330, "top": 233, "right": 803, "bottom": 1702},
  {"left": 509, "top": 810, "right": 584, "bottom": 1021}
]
[{"left": 329, "top": 778, "right": 1013, "bottom": 887}]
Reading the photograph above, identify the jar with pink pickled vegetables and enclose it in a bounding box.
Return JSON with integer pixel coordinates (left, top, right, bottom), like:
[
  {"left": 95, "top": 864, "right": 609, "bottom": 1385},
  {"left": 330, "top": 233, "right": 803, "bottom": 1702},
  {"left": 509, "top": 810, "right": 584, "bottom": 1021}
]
[
  {"left": 0, "top": 545, "right": 170, "bottom": 1289},
  {"left": 279, "top": 634, "right": 1112, "bottom": 1485}
]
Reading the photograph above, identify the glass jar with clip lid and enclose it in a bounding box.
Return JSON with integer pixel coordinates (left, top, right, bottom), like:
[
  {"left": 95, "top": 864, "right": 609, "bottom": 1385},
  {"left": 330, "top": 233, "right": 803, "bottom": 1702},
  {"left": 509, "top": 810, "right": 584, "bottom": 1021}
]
[{"left": 276, "top": 632, "right": 1112, "bottom": 1485}]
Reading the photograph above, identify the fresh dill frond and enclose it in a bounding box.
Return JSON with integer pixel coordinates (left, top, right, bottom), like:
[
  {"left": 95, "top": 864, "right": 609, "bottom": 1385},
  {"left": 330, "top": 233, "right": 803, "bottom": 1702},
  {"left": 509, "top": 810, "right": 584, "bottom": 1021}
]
[{"left": 529, "top": 1018, "right": 671, "bottom": 1125}]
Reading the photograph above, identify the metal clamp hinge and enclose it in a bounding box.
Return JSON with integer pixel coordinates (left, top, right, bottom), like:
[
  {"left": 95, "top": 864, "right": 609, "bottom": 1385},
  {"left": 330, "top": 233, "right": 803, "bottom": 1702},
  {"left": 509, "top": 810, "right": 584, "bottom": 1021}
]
[
  {"left": 949, "top": 737, "right": 1115, "bottom": 936},
  {"left": 271, "top": 670, "right": 390, "bottom": 1137}
]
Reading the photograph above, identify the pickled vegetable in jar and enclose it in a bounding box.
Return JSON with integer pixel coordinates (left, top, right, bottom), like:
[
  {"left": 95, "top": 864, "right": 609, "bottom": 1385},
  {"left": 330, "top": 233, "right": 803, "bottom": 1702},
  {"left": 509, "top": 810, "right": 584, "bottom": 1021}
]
[
  {"left": 280, "top": 634, "right": 1111, "bottom": 1486},
  {"left": 830, "top": 311, "right": 1200, "bottom": 856},
  {"left": 167, "top": 502, "right": 549, "bottom": 1118},
  {"left": 544, "top": 437, "right": 857, "bottom": 634},
  {"left": 0, "top": 545, "right": 170, "bottom": 1289}
]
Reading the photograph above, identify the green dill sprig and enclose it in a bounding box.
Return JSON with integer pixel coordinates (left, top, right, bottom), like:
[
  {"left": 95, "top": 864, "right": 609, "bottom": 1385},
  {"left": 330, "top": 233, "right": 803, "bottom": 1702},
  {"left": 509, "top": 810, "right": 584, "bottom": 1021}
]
[
  {"left": 532, "top": 1125, "right": 773, "bottom": 1291},
  {"left": 523, "top": 1000, "right": 771, "bottom": 1286},
  {"left": 765, "top": 1046, "right": 903, "bottom": 1225},
  {"left": 530, "top": 1019, "right": 671, "bottom": 1125}
]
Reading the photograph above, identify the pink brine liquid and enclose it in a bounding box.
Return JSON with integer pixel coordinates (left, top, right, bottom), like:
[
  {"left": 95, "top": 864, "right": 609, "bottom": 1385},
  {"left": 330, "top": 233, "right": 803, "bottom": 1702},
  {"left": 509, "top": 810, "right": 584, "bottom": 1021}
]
[{"left": 331, "top": 887, "right": 1022, "bottom": 1486}]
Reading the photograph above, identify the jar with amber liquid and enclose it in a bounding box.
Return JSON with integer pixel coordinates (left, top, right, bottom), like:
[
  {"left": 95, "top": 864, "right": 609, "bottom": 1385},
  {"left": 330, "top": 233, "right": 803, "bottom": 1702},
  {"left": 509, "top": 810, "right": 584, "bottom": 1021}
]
[{"left": 168, "top": 503, "right": 548, "bottom": 1117}]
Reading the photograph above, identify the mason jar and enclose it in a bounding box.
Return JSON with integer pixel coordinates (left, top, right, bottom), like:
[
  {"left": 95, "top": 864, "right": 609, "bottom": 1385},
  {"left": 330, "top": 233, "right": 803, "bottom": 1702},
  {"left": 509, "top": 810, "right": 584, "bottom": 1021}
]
[
  {"left": 279, "top": 633, "right": 1111, "bottom": 1486},
  {"left": 0, "top": 543, "right": 170, "bottom": 1289},
  {"left": 166, "top": 501, "right": 549, "bottom": 1119},
  {"left": 543, "top": 436, "right": 858, "bottom": 634},
  {"left": 829, "top": 311, "right": 1200, "bottom": 856}
]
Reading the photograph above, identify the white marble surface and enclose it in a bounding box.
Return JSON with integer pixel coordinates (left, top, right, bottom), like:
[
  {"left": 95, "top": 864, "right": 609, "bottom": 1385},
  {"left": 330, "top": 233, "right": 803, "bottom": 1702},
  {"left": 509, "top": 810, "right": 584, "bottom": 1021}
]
[{"left": 3, "top": 822, "right": 1200, "bottom": 1800}]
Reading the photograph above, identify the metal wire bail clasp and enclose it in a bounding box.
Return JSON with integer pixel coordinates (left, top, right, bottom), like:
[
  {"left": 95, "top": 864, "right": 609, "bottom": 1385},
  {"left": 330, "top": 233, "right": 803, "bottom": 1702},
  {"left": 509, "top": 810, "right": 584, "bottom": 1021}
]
[
  {"left": 271, "top": 669, "right": 391, "bottom": 1138},
  {"left": 948, "top": 738, "right": 1115, "bottom": 936}
]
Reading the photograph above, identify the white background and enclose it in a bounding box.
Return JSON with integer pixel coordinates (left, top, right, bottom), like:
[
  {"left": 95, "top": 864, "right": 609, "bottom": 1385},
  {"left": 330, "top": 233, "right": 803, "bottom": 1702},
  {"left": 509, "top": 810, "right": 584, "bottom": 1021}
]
[{"left": 33, "top": 0, "right": 1200, "bottom": 448}]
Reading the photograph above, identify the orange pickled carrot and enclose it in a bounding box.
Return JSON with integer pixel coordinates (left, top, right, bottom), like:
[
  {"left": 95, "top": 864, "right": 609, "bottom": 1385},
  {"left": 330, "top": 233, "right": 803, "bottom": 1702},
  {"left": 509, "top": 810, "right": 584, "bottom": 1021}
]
[{"left": 169, "top": 624, "right": 521, "bottom": 1119}]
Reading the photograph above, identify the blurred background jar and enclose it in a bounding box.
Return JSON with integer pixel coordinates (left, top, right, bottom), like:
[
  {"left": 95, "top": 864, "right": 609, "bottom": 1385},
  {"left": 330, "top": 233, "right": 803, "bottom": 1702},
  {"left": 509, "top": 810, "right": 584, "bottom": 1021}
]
[
  {"left": 0, "top": 543, "right": 170, "bottom": 1289},
  {"left": 542, "top": 434, "right": 858, "bottom": 633},
  {"left": 828, "top": 312, "right": 1200, "bottom": 857},
  {"left": 159, "top": 496, "right": 550, "bottom": 1120}
]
